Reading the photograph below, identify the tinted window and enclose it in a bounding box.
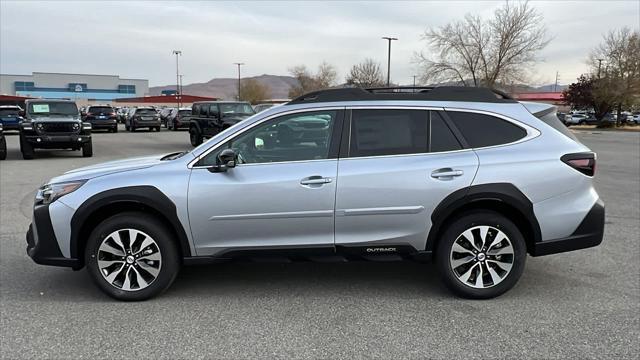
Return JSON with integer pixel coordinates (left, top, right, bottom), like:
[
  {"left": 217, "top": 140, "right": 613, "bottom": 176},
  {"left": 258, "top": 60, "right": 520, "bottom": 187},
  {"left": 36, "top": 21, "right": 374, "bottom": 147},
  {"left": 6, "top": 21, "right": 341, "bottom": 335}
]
[
  {"left": 350, "top": 109, "right": 428, "bottom": 157},
  {"left": 28, "top": 102, "right": 78, "bottom": 116},
  {"left": 88, "top": 106, "right": 114, "bottom": 114},
  {"left": 220, "top": 103, "right": 255, "bottom": 115},
  {"left": 430, "top": 112, "right": 462, "bottom": 152},
  {"left": 537, "top": 110, "right": 579, "bottom": 142},
  {"left": 198, "top": 110, "right": 337, "bottom": 166},
  {"left": 200, "top": 105, "right": 208, "bottom": 117},
  {"left": 0, "top": 108, "right": 20, "bottom": 117},
  {"left": 208, "top": 104, "right": 218, "bottom": 117},
  {"left": 136, "top": 109, "right": 156, "bottom": 116},
  {"left": 192, "top": 104, "right": 200, "bottom": 115},
  {"left": 448, "top": 112, "right": 527, "bottom": 148}
]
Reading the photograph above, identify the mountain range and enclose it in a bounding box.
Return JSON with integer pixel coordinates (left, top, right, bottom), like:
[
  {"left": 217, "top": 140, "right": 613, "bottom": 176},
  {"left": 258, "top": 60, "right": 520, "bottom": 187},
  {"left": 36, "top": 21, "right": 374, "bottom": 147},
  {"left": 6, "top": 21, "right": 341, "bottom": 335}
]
[{"left": 149, "top": 75, "right": 568, "bottom": 100}]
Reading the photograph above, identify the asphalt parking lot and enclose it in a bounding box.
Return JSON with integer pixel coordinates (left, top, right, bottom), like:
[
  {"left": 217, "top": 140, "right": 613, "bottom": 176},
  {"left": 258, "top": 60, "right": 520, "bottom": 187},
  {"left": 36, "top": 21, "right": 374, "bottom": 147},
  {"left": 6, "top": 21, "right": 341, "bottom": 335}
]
[{"left": 1, "top": 126, "right": 638, "bottom": 359}]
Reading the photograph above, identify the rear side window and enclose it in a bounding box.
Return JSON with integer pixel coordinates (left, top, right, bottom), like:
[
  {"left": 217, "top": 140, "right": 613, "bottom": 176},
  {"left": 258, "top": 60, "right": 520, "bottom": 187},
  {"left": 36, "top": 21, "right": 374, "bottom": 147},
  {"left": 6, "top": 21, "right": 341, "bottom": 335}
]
[
  {"left": 536, "top": 109, "right": 579, "bottom": 142},
  {"left": 430, "top": 112, "right": 462, "bottom": 152},
  {"left": 350, "top": 109, "right": 428, "bottom": 157},
  {"left": 192, "top": 104, "right": 200, "bottom": 115},
  {"left": 448, "top": 111, "right": 527, "bottom": 148}
]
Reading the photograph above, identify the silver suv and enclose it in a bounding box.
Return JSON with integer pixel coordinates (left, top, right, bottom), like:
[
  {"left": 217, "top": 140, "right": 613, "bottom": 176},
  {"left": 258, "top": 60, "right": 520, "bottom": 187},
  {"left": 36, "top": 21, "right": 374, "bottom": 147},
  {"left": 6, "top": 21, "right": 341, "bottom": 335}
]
[{"left": 26, "top": 87, "right": 605, "bottom": 301}]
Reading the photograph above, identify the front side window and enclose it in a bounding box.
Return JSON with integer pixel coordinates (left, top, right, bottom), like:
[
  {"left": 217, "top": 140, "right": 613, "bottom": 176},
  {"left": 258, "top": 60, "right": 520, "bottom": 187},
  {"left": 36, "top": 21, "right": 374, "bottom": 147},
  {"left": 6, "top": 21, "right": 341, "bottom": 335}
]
[
  {"left": 197, "top": 110, "right": 337, "bottom": 166},
  {"left": 448, "top": 111, "right": 527, "bottom": 148}
]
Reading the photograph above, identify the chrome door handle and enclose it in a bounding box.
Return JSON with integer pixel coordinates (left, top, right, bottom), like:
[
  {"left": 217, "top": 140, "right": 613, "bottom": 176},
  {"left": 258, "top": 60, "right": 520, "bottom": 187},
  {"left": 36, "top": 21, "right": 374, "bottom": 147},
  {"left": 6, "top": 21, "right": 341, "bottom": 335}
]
[
  {"left": 300, "top": 176, "right": 333, "bottom": 185},
  {"left": 431, "top": 168, "right": 464, "bottom": 179}
]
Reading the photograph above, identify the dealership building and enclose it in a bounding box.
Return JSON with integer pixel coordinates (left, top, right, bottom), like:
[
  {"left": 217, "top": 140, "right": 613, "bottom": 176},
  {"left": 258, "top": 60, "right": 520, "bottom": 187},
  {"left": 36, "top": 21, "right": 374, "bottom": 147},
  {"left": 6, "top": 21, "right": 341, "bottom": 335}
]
[{"left": 0, "top": 72, "right": 149, "bottom": 104}]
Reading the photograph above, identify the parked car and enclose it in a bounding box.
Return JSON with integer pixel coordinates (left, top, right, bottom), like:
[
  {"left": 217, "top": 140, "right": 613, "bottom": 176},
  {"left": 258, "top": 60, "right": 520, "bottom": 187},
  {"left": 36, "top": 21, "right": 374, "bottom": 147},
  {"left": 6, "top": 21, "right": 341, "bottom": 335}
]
[
  {"left": 631, "top": 113, "right": 640, "bottom": 124},
  {"left": 19, "top": 99, "right": 92, "bottom": 159},
  {"left": 189, "top": 101, "right": 256, "bottom": 146},
  {"left": 565, "top": 113, "right": 597, "bottom": 126},
  {"left": 159, "top": 107, "right": 174, "bottom": 128},
  {"left": 125, "top": 107, "right": 161, "bottom": 132},
  {"left": 83, "top": 105, "right": 118, "bottom": 133},
  {"left": 116, "top": 107, "right": 128, "bottom": 123},
  {"left": 167, "top": 107, "right": 191, "bottom": 130},
  {"left": 0, "top": 105, "right": 23, "bottom": 131},
  {"left": 25, "top": 86, "right": 604, "bottom": 301},
  {"left": 253, "top": 103, "right": 275, "bottom": 113},
  {"left": 0, "top": 123, "right": 6, "bottom": 160}
]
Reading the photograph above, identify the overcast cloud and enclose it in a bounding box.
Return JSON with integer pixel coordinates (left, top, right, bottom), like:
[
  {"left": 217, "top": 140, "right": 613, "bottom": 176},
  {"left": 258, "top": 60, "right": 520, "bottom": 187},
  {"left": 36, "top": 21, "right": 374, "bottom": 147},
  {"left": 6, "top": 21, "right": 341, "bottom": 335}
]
[{"left": 1, "top": 0, "right": 638, "bottom": 87}]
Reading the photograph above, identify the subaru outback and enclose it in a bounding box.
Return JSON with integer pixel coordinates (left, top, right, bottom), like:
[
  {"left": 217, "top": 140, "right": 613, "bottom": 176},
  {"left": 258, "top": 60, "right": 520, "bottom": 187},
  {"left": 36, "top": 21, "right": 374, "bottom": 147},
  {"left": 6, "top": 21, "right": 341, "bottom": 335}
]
[{"left": 26, "top": 87, "right": 604, "bottom": 301}]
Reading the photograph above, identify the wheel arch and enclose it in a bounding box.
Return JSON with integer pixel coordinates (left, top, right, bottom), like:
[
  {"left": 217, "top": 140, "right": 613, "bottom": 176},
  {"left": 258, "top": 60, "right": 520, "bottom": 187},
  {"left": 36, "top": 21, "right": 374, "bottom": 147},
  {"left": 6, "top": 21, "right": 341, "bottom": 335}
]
[
  {"left": 70, "top": 186, "right": 192, "bottom": 267},
  {"left": 426, "top": 183, "right": 541, "bottom": 256}
]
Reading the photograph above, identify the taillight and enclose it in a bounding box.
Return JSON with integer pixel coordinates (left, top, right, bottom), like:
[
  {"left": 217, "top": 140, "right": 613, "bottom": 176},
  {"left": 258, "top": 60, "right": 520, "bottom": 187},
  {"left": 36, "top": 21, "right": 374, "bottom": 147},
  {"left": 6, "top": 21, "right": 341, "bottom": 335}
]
[{"left": 561, "top": 152, "right": 596, "bottom": 176}]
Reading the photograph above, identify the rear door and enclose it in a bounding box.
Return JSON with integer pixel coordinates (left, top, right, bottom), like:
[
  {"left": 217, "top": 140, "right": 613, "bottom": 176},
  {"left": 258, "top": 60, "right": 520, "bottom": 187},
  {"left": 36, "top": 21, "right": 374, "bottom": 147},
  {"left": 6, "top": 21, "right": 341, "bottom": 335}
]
[{"left": 334, "top": 108, "right": 479, "bottom": 253}]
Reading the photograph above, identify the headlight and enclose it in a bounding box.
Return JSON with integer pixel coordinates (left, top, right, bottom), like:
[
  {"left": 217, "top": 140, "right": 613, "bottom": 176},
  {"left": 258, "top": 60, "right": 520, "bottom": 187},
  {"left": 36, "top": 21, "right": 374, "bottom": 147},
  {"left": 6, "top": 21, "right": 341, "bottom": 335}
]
[
  {"left": 35, "top": 180, "right": 86, "bottom": 205},
  {"left": 36, "top": 123, "right": 44, "bottom": 130},
  {"left": 72, "top": 123, "right": 80, "bottom": 130}
]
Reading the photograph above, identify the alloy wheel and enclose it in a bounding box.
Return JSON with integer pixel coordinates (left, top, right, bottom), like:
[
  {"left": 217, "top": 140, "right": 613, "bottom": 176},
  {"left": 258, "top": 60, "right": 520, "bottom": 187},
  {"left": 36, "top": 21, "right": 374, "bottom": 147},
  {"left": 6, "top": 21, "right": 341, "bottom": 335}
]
[
  {"left": 97, "top": 229, "right": 162, "bottom": 291},
  {"left": 449, "top": 225, "right": 514, "bottom": 289}
]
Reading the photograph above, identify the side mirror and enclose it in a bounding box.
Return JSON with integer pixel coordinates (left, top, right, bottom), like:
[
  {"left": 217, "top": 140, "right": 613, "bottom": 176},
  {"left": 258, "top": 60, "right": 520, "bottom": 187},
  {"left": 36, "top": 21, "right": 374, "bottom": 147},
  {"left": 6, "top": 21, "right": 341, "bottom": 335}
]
[{"left": 208, "top": 148, "right": 237, "bottom": 173}]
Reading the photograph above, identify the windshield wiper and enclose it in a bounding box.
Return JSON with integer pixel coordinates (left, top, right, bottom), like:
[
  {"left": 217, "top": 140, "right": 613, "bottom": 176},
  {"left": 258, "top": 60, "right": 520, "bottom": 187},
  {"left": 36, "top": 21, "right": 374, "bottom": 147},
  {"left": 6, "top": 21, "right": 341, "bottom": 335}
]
[{"left": 161, "top": 151, "right": 188, "bottom": 161}]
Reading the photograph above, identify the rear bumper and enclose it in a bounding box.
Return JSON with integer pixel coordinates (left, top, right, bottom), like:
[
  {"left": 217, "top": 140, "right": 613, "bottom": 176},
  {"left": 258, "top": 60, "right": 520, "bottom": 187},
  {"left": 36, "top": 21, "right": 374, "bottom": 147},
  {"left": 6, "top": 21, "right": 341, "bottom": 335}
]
[
  {"left": 133, "top": 120, "right": 160, "bottom": 127},
  {"left": 89, "top": 120, "right": 117, "bottom": 129},
  {"left": 532, "top": 198, "right": 605, "bottom": 256},
  {"left": 26, "top": 204, "right": 80, "bottom": 268}
]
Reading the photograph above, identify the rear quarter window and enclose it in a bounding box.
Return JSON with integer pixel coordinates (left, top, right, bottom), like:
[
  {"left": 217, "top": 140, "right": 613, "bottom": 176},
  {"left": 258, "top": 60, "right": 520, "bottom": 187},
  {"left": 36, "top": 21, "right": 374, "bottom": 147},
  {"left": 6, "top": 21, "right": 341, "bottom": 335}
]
[
  {"left": 447, "top": 111, "right": 527, "bottom": 148},
  {"left": 536, "top": 109, "right": 579, "bottom": 142}
]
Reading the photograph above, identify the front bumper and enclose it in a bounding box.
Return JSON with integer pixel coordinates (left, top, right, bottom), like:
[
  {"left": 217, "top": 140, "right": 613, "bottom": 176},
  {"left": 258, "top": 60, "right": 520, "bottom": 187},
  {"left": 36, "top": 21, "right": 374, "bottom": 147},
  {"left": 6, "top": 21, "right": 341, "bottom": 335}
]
[
  {"left": 532, "top": 198, "right": 605, "bottom": 256},
  {"left": 26, "top": 203, "right": 80, "bottom": 268},
  {"left": 24, "top": 134, "right": 91, "bottom": 148}
]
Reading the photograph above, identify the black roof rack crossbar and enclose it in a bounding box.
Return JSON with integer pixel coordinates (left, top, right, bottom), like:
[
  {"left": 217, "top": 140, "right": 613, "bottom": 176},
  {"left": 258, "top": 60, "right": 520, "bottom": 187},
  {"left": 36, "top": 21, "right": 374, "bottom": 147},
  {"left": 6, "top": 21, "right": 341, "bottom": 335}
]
[{"left": 288, "top": 86, "right": 516, "bottom": 104}]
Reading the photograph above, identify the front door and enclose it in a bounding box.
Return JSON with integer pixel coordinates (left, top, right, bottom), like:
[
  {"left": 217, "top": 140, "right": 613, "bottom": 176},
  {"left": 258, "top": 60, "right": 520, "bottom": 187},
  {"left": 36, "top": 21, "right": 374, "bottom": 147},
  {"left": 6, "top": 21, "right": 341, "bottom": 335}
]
[
  {"left": 188, "top": 109, "right": 344, "bottom": 256},
  {"left": 334, "top": 108, "right": 479, "bottom": 252}
]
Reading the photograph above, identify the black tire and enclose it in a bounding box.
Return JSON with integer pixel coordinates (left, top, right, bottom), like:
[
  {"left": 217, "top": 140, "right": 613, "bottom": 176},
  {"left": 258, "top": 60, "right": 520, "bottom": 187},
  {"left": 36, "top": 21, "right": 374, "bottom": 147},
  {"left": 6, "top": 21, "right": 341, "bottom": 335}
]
[
  {"left": 0, "top": 138, "right": 6, "bottom": 160},
  {"left": 85, "top": 212, "right": 180, "bottom": 301},
  {"left": 112, "top": 126, "right": 118, "bottom": 133},
  {"left": 579, "top": 121, "right": 586, "bottom": 125},
  {"left": 82, "top": 141, "right": 93, "bottom": 157},
  {"left": 125, "top": 124, "right": 130, "bottom": 131},
  {"left": 435, "top": 210, "right": 526, "bottom": 299},
  {"left": 190, "top": 127, "right": 203, "bottom": 146},
  {"left": 20, "top": 135, "right": 34, "bottom": 160},
  {"left": 155, "top": 126, "right": 161, "bottom": 132},
  {"left": 131, "top": 125, "right": 136, "bottom": 132}
]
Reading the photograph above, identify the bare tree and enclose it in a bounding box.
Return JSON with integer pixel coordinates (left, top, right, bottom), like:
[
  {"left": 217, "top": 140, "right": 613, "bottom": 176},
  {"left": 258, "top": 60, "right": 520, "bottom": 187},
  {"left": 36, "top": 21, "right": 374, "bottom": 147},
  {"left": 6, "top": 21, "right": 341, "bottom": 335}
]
[
  {"left": 416, "top": 1, "right": 550, "bottom": 88},
  {"left": 589, "top": 27, "right": 640, "bottom": 125},
  {"left": 240, "top": 78, "right": 271, "bottom": 104},
  {"left": 346, "top": 58, "right": 385, "bottom": 87},
  {"left": 288, "top": 62, "right": 338, "bottom": 98}
]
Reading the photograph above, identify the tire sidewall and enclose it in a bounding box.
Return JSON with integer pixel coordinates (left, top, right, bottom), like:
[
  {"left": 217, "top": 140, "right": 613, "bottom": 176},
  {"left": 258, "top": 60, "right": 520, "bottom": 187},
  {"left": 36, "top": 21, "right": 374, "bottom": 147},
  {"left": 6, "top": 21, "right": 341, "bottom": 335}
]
[
  {"left": 85, "top": 213, "right": 180, "bottom": 301},
  {"left": 436, "top": 211, "right": 527, "bottom": 299}
]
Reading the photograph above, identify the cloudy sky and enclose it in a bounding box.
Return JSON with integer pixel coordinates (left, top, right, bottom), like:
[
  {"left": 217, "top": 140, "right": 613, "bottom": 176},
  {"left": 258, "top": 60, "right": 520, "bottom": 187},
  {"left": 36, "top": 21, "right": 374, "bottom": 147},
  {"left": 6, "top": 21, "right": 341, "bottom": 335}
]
[{"left": 1, "top": 1, "right": 638, "bottom": 87}]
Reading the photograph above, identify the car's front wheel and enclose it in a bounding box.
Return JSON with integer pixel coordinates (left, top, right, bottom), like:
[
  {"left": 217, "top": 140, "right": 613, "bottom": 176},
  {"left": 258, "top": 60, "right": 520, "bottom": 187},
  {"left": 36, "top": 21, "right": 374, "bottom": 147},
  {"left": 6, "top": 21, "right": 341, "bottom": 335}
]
[
  {"left": 436, "top": 211, "right": 526, "bottom": 299},
  {"left": 85, "top": 212, "right": 180, "bottom": 301},
  {"left": 190, "top": 127, "right": 203, "bottom": 146}
]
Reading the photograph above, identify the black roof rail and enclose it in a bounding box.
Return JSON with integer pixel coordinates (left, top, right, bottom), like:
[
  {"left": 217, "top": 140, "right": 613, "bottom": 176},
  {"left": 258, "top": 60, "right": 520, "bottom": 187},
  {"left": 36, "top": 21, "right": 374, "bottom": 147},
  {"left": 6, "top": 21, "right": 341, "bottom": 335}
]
[{"left": 288, "top": 86, "right": 516, "bottom": 104}]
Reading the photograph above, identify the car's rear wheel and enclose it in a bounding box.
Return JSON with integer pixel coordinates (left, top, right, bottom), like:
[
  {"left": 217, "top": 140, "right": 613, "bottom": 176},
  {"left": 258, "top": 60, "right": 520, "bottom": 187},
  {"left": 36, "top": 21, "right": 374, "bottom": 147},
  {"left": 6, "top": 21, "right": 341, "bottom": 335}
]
[
  {"left": 0, "top": 137, "right": 6, "bottom": 160},
  {"left": 190, "top": 127, "right": 203, "bottom": 146},
  {"left": 85, "top": 212, "right": 180, "bottom": 301},
  {"left": 436, "top": 211, "right": 526, "bottom": 299}
]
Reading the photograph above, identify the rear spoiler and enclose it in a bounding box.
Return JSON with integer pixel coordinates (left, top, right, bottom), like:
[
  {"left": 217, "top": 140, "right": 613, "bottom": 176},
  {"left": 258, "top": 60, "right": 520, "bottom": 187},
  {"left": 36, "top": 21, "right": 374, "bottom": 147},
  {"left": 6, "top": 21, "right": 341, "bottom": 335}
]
[{"left": 519, "top": 101, "right": 557, "bottom": 117}]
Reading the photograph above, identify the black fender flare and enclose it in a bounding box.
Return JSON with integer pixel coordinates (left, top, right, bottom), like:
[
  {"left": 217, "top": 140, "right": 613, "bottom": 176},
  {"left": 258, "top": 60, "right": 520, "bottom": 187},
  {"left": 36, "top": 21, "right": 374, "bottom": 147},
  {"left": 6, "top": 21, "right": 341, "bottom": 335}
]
[
  {"left": 189, "top": 120, "right": 202, "bottom": 133},
  {"left": 69, "top": 185, "right": 192, "bottom": 261},
  {"left": 425, "top": 183, "right": 542, "bottom": 252}
]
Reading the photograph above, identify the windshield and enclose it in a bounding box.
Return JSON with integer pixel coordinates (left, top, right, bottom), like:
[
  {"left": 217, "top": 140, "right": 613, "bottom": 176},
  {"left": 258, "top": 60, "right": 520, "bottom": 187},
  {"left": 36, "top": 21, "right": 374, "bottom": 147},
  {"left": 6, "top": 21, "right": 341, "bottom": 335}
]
[
  {"left": 178, "top": 110, "right": 191, "bottom": 115},
  {"left": 28, "top": 102, "right": 78, "bottom": 116},
  {"left": 220, "top": 103, "right": 255, "bottom": 115},
  {"left": 0, "top": 108, "right": 20, "bottom": 117},
  {"left": 88, "top": 107, "right": 114, "bottom": 114}
]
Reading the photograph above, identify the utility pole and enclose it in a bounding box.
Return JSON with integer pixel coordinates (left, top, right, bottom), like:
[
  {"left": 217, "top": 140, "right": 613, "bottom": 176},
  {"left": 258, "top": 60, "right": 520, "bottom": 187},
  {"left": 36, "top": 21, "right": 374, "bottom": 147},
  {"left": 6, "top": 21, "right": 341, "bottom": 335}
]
[
  {"left": 179, "top": 75, "right": 183, "bottom": 104},
  {"left": 554, "top": 71, "right": 559, "bottom": 92},
  {"left": 412, "top": 75, "right": 417, "bottom": 92},
  {"left": 597, "top": 58, "right": 604, "bottom": 78},
  {"left": 382, "top": 37, "right": 398, "bottom": 86},
  {"left": 172, "top": 50, "right": 182, "bottom": 107},
  {"left": 234, "top": 62, "right": 244, "bottom": 101}
]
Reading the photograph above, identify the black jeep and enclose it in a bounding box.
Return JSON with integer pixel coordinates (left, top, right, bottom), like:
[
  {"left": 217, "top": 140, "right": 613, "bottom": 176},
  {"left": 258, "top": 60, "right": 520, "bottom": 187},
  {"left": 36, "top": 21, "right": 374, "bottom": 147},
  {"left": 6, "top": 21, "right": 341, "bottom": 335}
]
[
  {"left": 19, "top": 99, "right": 92, "bottom": 159},
  {"left": 188, "top": 101, "right": 255, "bottom": 146}
]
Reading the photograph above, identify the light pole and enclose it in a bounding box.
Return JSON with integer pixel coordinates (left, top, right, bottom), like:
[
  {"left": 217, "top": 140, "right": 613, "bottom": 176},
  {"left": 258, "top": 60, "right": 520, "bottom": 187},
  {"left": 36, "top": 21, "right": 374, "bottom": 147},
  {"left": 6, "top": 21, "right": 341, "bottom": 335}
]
[
  {"left": 179, "top": 75, "right": 183, "bottom": 102},
  {"left": 172, "top": 50, "right": 182, "bottom": 106},
  {"left": 234, "top": 62, "right": 244, "bottom": 101},
  {"left": 412, "top": 75, "right": 417, "bottom": 92},
  {"left": 382, "top": 36, "right": 398, "bottom": 86}
]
